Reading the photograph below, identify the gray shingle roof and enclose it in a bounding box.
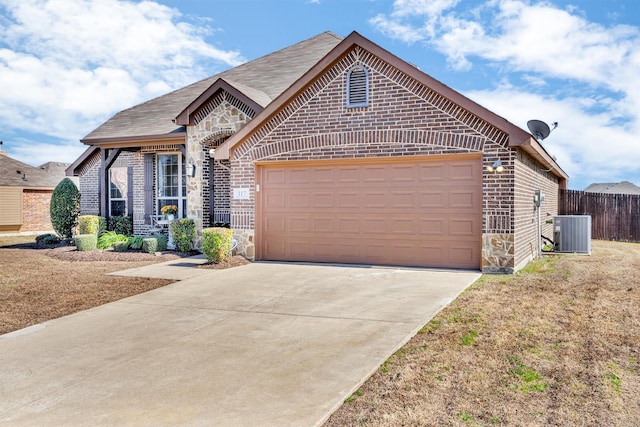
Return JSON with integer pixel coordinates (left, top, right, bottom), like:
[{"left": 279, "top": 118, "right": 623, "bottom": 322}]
[
  {"left": 83, "top": 31, "right": 343, "bottom": 142},
  {"left": 584, "top": 181, "right": 640, "bottom": 195},
  {"left": 0, "top": 154, "right": 67, "bottom": 188}
]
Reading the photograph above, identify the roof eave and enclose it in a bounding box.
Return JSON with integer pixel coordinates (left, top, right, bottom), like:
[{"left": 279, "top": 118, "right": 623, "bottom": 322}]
[{"left": 80, "top": 131, "right": 186, "bottom": 147}]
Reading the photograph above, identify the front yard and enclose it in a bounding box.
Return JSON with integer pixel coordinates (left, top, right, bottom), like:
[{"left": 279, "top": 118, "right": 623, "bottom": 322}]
[{"left": 2, "top": 236, "right": 638, "bottom": 425}]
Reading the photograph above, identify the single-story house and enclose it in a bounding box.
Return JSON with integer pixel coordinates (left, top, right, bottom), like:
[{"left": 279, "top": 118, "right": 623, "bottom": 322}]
[
  {"left": 67, "top": 31, "right": 567, "bottom": 273},
  {"left": 0, "top": 151, "right": 71, "bottom": 234}
]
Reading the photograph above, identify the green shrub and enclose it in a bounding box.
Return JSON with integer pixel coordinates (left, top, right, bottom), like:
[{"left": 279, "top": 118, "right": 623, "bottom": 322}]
[
  {"left": 98, "top": 216, "right": 107, "bottom": 235},
  {"left": 170, "top": 218, "right": 195, "bottom": 252},
  {"left": 75, "top": 234, "right": 97, "bottom": 251},
  {"left": 97, "top": 231, "right": 129, "bottom": 250},
  {"left": 108, "top": 215, "right": 133, "bottom": 236},
  {"left": 113, "top": 241, "right": 130, "bottom": 252},
  {"left": 78, "top": 215, "right": 101, "bottom": 235},
  {"left": 35, "top": 233, "right": 60, "bottom": 245},
  {"left": 50, "top": 178, "right": 81, "bottom": 239},
  {"left": 142, "top": 238, "right": 158, "bottom": 254},
  {"left": 128, "top": 236, "right": 144, "bottom": 250},
  {"left": 202, "top": 227, "right": 233, "bottom": 263},
  {"left": 150, "top": 234, "right": 168, "bottom": 251}
]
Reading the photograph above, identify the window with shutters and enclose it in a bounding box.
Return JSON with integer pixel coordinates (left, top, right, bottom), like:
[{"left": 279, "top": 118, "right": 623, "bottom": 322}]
[{"left": 346, "top": 65, "right": 369, "bottom": 108}]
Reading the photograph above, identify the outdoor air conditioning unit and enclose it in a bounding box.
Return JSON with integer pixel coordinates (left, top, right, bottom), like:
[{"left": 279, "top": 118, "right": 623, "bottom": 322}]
[{"left": 553, "top": 215, "right": 592, "bottom": 254}]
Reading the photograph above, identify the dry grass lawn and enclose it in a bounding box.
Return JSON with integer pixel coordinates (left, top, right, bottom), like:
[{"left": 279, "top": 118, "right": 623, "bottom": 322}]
[
  {"left": 326, "top": 240, "right": 640, "bottom": 426},
  {"left": 0, "top": 235, "right": 250, "bottom": 335}
]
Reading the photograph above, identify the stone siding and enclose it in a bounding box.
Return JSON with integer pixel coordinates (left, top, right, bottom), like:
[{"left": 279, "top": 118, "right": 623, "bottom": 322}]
[{"left": 186, "top": 97, "right": 253, "bottom": 249}]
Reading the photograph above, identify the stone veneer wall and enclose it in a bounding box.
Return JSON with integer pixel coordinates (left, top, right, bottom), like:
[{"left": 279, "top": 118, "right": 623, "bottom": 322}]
[{"left": 186, "top": 98, "right": 253, "bottom": 250}]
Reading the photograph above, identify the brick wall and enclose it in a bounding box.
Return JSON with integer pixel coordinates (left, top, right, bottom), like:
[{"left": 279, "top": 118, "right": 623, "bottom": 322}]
[
  {"left": 229, "top": 46, "right": 513, "bottom": 263},
  {"left": 513, "top": 149, "right": 559, "bottom": 269},
  {"left": 20, "top": 189, "right": 53, "bottom": 232},
  {"left": 78, "top": 151, "right": 100, "bottom": 215}
]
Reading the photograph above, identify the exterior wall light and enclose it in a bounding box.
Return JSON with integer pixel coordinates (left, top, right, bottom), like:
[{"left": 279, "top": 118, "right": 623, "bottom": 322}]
[
  {"left": 486, "top": 160, "right": 504, "bottom": 173},
  {"left": 186, "top": 163, "right": 196, "bottom": 177}
]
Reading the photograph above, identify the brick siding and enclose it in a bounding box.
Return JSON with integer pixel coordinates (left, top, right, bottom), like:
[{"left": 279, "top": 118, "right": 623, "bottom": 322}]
[
  {"left": 20, "top": 189, "right": 53, "bottom": 232},
  {"left": 230, "top": 46, "right": 512, "bottom": 235}
]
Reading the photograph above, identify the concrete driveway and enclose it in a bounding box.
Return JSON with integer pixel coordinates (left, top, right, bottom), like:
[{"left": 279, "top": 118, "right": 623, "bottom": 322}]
[{"left": 0, "top": 260, "right": 480, "bottom": 426}]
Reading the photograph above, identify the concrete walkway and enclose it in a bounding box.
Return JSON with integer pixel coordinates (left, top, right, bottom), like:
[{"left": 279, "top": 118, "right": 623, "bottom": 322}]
[{"left": 0, "top": 260, "right": 480, "bottom": 426}]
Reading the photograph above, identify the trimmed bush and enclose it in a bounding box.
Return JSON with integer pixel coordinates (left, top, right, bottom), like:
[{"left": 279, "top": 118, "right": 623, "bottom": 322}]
[
  {"left": 108, "top": 215, "right": 133, "bottom": 236},
  {"left": 78, "top": 215, "right": 101, "bottom": 235},
  {"left": 35, "top": 233, "right": 60, "bottom": 245},
  {"left": 150, "top": 234, "right": 168, "bottom": 251},
  {"left": 97, "top": 231, "right": 129, "bottom": 250},
  {"left": 128, "top": 236, "right": 144, "bottom": 250},
  {"left": 113, "top": 241, "right": 130, "bottom": 252},
  {"left": 170, "top": 218, "right": 195, "bottom": 252},
  {"left": 202, "top": 227, "right": 233, "bottom": 263},
  {"left": 75, "top": 234, "right": 97, "bottom": 251},
  {"left": 50, "top": 178, "right": 81, "bottom": 239},
  {"left": 142, "top": 238, "right": 158, "bottom": 254}
]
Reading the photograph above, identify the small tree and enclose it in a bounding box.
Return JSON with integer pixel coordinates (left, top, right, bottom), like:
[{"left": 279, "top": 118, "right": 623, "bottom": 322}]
[{"left": 50, "top": 178, "right": 81, "bottom": 239}]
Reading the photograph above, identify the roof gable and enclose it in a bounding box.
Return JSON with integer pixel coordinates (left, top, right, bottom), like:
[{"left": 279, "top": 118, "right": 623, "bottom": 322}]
[
  {"left": 174, "top": 78, "right": 266, "bottom": 126},
  {"left": 215, "top": 31, "right": 567, "bottom": 181}
]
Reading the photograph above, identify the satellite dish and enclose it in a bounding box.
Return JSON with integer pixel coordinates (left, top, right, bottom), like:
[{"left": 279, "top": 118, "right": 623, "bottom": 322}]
[{"left": 527, "top": 120, "right": 558, "bottom": 141}]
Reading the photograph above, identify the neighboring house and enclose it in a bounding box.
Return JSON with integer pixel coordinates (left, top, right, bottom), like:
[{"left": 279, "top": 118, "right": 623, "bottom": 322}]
[
  {"left": 584, "top": 181, "right": 640, "bottom": 195},
  {"left": 67, "top": 31, "right": 568, "bottom": 273},
  {"left": 0, "top": 151, "right": 70, "bottom": 233}
]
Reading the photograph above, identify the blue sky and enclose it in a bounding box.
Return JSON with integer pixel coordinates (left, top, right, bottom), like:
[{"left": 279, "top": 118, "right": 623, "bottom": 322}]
[{"left": 1, "top": 0, "right": 638, "bottom": 190}]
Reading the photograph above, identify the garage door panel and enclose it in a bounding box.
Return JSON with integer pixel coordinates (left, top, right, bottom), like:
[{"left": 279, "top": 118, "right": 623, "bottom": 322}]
[
  {"left": 337, "top": 217, "right": 360, "bottom": 233},
  {"left": 264, "top": 168, "right": 286, "bottom": 185},
  {"left": 389, "top": 164, "right": 416, "bottom": 182},
  {"left": 362, "top": 191, "right": 386, "bottom": 208},
  {"left": 336, "top": 192, "right": 360, "bottom": 208},
  {"left": 264, "top": 216, "right": 286, "bottom": 233},
  {"left": 419, "top": 191, "right": 446, "bottom": 208},
  {"left": 362, "top": 217, "right": 386, "bottom": 233},
  {"left": 420, "top": 218, "right": 445, "bottom": 235},
  {"left": 390, "top": 218, "right": 417, "bottom": 234},
  {"left": 312, "top": 168, "right": 334, "bottom": 184},
  {"left": 259, "top": 157, "right": 481, "bottom": 269},
  {"left": 264, "top": 193, "right": 285, "bottom": 209},
  {"left": 335, "top": 167, "right": 360, "bottom": 184},
  {"left": 390, "top": 191, "right": 415, "bottom": 208},
  {"left": 288, "top": 217, "right": 310, "bottom": 233},
  {"left": 313, "top": 217, "right": 334, "bottom": 233},
  {"left": 418, "top": 164, "right": 446, "bottom": 182},
  {"left": 289, "top": 192, "right": 310, "bottom": 208},
  {"left": 449, "top": 163, "right": 477, "bottom": 181},
  {"left": 449, "top": 190, "right": 476, "bottom": 208},
  {"left": 310, "top": 192, "right": 332, "bottom": 208},
  {"left": 289, "top": 168, "right": 310, "bottom": 184}
]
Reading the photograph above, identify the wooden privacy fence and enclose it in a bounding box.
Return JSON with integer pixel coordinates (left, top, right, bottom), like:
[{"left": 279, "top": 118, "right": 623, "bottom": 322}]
[{"left": 559, "top": 189, "right": 640, "bottom": 242}]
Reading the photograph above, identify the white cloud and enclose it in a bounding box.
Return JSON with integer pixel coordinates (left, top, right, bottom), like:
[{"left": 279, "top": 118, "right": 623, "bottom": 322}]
[
  {"left": 370, "top": 0, "right": 640, "bottom": 188},
  {"left": 465, "top": 87, "right": 640, "bottom": 187},
  {"left": 0, "top": 0, "right": 245, "bottom": 164}
]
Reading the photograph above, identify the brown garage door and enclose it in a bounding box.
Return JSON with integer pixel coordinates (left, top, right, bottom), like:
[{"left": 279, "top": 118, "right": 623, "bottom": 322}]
[{"left": 256, "top": 155, "right": 482, "bottom": 269}]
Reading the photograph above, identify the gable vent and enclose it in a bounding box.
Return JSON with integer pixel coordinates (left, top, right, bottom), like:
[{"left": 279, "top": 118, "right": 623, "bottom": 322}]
[{"left": 346, "top": 65, "right": 369, "bottom": 108}]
